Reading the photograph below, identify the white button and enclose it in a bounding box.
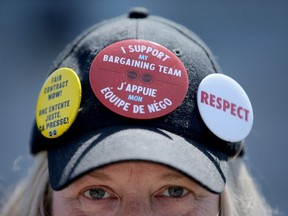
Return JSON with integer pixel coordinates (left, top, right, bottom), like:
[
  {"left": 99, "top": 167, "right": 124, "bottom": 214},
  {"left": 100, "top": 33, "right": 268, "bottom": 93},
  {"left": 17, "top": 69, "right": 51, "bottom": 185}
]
[{"left": 197, "top": 74, "right": 253, "bottom": 142}]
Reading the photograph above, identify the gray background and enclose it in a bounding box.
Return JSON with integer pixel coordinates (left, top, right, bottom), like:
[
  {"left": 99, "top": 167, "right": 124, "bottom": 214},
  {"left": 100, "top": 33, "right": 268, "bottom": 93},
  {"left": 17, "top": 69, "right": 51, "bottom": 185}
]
[{"left": 0, "top": 0, "right": 287, "bottom": 214}]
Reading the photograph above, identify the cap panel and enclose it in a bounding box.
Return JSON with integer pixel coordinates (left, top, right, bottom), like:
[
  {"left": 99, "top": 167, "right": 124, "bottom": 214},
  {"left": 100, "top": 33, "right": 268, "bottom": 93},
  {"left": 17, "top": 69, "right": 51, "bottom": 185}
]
[{"left": 138, "top": 17, "right": 216, "bottom": 75}]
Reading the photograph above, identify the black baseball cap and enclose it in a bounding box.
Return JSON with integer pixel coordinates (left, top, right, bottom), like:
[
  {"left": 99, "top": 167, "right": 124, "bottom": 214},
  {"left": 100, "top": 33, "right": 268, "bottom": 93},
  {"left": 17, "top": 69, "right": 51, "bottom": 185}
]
[{"left": 30, "top": 7, "right": 253, "bottom": 194}]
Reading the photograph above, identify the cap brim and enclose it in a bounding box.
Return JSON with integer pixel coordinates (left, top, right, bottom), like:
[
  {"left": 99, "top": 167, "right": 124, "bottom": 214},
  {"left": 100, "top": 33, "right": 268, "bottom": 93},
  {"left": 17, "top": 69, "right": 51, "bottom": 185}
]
[{"left": 48, "top": 126, "right": 228, "bottom": 193}]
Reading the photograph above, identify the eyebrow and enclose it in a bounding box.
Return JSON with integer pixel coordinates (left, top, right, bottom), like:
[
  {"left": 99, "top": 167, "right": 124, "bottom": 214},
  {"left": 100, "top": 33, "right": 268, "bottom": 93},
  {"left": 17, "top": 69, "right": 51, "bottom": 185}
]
[
  {"left": 159, "top": 173, "right": 186, "bottom": 181},
  {"left": 86, "top": 168, "right": 187, "bottom": 183},
  {"left": 87, "top": 172, "right": 113, "bottom": 181}
]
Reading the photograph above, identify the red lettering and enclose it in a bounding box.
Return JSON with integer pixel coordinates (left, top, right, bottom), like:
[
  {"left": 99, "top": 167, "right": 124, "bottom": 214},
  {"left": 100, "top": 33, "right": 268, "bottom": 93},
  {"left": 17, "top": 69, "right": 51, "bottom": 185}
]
[
  {"left": 237, "top": 107, "right": 249, "bottom": 121},
  {"left": 237, "top": 107, "right": 244, "bottom": 119},
  {"left": 201, "top": 91, "right": 209, "bottom": 104},
  {"left": 244, "top": 109, "right": 249, "bottom": 121},
  {"left": 210, "top": 94, "right": 216, "bottom": 107},
  {"left": 223, "top": 100, "right": 230, "bottom": 112},
  {"left": 200, "top": 91, "right": 250, "bottom": 122},
  {"left": 231, "top": 103, "right": 236, "bottom": 116},
  {"left": 216, "top": 97, "right": 222, "bottom": 109}
]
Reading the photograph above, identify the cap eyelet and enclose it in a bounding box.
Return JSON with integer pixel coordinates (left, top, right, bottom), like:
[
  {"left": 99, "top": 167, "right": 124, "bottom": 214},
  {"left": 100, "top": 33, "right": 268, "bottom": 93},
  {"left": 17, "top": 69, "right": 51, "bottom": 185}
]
[{"left": 173, "top": 48, "right": 183, "bottom": 57}]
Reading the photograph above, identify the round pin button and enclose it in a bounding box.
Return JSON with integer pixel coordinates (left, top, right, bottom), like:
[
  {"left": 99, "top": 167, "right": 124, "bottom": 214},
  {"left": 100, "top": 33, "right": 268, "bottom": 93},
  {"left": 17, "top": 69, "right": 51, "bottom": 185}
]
[
  {"left": 35, "top": 68, "right": 82, "bottom": 138},
  {"left": 197, "top": 74, "right": 253, "bottom": 142},
  {"left": 90, "top": 39, "right": 189, "bottom": 119}
]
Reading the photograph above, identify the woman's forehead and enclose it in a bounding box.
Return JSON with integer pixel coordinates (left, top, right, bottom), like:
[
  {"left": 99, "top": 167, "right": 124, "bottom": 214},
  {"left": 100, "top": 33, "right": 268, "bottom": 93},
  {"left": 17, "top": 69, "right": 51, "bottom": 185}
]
[{"left": 83, "top": 161, "right": 186, "bottom": 180}]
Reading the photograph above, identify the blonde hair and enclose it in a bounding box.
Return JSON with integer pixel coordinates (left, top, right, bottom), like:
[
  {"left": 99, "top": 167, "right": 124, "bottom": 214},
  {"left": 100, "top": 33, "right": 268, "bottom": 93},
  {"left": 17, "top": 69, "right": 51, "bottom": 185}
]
[
  {"left": 220, "top": 159, "right": 274, "bottom": 216},
  {"left": 1, "top": 153, "right": 273, "bottom": 216},
  {"left": 0, "top": 152, "right": 51, "bottom": 216}
]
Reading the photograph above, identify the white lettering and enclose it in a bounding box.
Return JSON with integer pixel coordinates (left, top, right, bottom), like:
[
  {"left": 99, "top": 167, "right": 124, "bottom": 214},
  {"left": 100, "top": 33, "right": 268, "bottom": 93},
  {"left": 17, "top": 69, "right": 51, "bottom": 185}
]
[
  {"left": 158, "top": 65, "right": 182, "bottom": 77},
  {"left": 133, "top": 105, "right": 145, "bottom": 114},
  {"left": 125, "top": 84, "right": 157, "bottom": 97},
  {"left": 102, "top": 55, "right": 155, "bottom": 71},
  {"left": 100, "top": 87, "right": 130, "bottom": 111},
  {"left": 147, "top": 98, "right": 173, "bottom": 113},
  {"left": 128, "top": 45, "right": 170, "bottom": 61}
]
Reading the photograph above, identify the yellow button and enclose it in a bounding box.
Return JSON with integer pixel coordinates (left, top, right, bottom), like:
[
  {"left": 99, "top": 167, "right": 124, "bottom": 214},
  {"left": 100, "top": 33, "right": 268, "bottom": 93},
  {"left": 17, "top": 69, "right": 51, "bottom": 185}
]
[{"left": 36, "top": 68, "right": 82, "bottom": 139}]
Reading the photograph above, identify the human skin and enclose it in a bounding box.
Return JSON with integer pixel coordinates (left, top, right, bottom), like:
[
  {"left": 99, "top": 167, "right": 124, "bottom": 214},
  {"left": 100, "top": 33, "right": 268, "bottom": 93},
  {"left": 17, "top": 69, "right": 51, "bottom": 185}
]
[{"left": 52, "top": 162, "right": 219, "bottom": 216}]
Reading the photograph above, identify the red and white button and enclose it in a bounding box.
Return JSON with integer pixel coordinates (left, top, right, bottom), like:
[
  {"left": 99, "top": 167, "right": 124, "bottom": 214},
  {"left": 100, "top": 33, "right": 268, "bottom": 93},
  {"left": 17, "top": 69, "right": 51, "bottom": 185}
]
[{"left": 89, "top": 39, "right": 189, "bottom": 119}]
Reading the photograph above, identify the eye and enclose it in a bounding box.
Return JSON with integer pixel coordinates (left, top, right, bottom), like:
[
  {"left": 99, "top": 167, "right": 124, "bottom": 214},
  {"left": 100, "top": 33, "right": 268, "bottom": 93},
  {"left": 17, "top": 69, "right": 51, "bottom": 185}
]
[
  {"left": 162, "top": 186, "right": 188, "bottom": 198},
  {"left": 83, "top": 187, "right": 111, "bottom": 200}
]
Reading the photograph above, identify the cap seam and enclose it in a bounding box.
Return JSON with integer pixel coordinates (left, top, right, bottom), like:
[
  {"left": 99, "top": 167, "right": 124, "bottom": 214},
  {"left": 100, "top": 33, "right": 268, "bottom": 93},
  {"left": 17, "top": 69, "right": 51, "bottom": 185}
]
[
  {"left": 149, "top": 16, "right": 219, "bottom": 73},
  {"left": 136, "top": 19, "right": 139, "bottom": 39}
]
